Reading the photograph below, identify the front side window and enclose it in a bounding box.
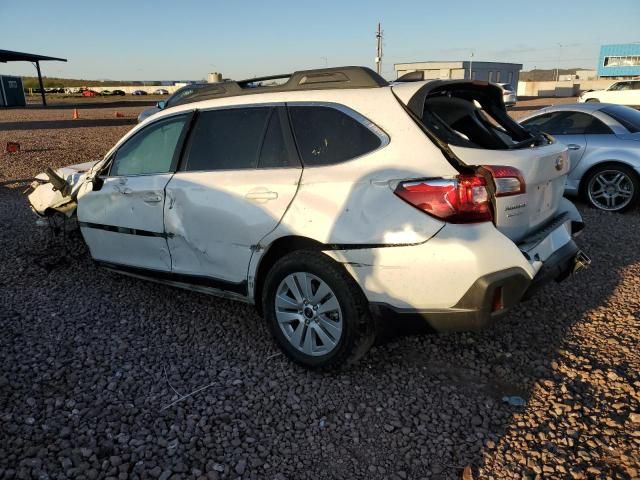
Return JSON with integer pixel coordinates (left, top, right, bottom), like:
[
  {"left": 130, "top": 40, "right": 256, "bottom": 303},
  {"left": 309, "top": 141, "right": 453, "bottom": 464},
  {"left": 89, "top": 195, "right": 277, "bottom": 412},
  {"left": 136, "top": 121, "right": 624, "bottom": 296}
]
[
  {"left": 609, "top": 82, "right": 629, "bottom": 91},
  {"left": 289, "top": 106, "right": 382, "bottom": 166},
  {"left": 184, "top": 107, "right": 271, "bottom": 171},
  {"left": 111, "top": 115, "right": 187, "bottom": 176}
]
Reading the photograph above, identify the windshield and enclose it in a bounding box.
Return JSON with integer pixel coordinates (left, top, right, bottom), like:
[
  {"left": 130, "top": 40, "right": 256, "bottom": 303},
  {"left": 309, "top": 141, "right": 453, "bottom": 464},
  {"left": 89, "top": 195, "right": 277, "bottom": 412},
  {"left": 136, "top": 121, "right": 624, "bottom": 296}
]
[{"left": 602, "top": 105, "right": 640, "bottom": 133}]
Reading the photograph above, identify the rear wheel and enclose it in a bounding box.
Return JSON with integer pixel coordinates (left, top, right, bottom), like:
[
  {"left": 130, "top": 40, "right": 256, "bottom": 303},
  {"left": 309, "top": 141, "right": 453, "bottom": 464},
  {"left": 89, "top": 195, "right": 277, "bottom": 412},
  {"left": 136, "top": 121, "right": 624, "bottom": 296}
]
[
  {"left": 583, "top": 164, "right": 639, "bottom": 212},
  {"left": 262, "top": 251, "right": 375, "bottom": 370},
  {"left": 585, "top": 98, "right": 600, "bottom": 103}
]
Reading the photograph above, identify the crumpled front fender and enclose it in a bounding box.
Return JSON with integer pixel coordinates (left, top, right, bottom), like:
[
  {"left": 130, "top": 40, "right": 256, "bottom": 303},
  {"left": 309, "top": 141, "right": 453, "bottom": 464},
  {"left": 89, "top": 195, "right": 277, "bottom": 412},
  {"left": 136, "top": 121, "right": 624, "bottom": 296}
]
[{"left": 27, "top": 160, "right": 100, "bottom": 217}]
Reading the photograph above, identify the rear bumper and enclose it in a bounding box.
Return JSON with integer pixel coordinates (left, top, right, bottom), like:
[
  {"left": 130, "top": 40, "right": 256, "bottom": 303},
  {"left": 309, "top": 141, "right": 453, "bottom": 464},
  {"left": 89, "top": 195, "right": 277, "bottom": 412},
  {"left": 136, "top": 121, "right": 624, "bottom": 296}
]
[{"left": 371, "top": 239, "right": 588, "bottom": 332}]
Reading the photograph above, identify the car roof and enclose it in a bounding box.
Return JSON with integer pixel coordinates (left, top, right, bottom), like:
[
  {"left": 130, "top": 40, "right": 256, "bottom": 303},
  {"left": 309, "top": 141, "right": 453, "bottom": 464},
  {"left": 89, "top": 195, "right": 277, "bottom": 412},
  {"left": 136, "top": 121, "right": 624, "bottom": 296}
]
[
  {"left": 167, "top": 66, "right": 389, "bottom": 108},
  {"left": 536, "top": 103, "right": 608, "bottom": 114}
]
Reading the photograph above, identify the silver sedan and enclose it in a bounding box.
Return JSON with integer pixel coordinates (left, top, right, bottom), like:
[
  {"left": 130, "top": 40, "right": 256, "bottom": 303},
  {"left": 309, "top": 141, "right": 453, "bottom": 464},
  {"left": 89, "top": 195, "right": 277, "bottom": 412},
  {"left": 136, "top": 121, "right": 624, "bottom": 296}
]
[{"left": 520, "top": 103, "right": 640, "bottom": 212}]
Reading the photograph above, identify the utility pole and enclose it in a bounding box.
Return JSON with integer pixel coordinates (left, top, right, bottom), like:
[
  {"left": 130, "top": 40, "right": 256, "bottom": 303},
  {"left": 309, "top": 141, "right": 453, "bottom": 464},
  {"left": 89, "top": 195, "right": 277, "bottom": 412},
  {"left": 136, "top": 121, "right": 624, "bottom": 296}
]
[
  {"left": 468, "top": 50, "right": 474, "bottom": 80},
  {"left": 555, "top": 43, "right": 563, "bottom": 82},
  {"left": 375, "top": 22, "right": 383, "bottom": 75}
]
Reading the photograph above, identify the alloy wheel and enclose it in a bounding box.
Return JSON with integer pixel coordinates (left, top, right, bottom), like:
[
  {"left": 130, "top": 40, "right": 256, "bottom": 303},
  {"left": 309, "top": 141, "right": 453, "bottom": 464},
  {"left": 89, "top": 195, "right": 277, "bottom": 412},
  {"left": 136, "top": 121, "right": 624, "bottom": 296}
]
[
  {"left": 275, "top": 272, "right": 343, "bottom": 356},
  {"left": 587, "top": 169, "right": 635, "bottom": 211}
]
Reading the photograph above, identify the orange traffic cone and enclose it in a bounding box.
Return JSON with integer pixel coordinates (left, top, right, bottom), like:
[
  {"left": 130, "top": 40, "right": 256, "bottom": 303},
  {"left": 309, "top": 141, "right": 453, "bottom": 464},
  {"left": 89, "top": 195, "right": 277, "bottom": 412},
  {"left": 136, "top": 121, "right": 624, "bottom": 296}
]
[{"left": 72, "top": 108, "right": 79, "bottom": 120}]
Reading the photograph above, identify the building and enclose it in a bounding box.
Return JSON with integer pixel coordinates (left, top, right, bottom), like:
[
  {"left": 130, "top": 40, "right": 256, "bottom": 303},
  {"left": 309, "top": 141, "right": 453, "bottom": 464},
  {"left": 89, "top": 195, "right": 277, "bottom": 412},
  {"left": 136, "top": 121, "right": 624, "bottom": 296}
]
[
  {"left": 598, "top": 43, "right": 640, "bottom": 78},
  {"left": 394, "top": 61, "right": 523, "bottom": 85},
  {"left": 0, "top": 75, "right": 26, "bottom": 107}
]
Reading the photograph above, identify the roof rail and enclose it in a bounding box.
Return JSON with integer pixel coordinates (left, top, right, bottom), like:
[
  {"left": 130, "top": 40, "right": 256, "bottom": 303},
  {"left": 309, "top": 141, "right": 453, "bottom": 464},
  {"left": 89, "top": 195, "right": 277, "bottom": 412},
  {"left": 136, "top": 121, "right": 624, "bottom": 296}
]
[{"left": 171, "top": 66, "right": 388, "bottom": 107}]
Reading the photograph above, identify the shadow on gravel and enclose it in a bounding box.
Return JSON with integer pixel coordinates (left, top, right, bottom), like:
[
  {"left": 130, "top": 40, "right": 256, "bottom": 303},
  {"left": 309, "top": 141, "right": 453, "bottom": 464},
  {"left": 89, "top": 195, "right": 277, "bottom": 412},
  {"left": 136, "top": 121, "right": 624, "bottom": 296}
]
[
  {"left": 0, "top": 118, "right": 137, "bottom": 131},
  {"left": 367, "top": 205, "right": 640, "bottom": 478}
]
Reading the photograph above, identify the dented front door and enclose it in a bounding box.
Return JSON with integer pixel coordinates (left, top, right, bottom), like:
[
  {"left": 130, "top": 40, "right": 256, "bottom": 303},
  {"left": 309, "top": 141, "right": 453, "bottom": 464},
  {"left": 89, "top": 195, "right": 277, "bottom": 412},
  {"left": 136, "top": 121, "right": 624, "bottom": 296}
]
[
  {"left": 78, "top": 175, "right": 173, "bottom": 270},
  {"left": 77, "top": 113, "right": 190, "bottom": 271}
]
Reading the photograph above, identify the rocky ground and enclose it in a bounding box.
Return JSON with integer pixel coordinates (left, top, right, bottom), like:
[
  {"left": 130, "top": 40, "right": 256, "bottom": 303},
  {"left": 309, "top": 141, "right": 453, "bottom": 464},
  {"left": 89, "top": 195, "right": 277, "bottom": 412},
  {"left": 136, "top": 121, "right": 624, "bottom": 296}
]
[{"left": 0, "top": 101, "right": 639, "bottom": 479}]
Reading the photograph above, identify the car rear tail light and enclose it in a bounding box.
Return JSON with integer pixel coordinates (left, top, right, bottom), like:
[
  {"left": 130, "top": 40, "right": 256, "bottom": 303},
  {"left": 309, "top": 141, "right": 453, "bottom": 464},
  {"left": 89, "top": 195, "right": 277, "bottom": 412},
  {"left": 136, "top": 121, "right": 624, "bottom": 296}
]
[
  {"left": 394, "top": 174, "right": 492, "bottom": 223},
  {"left": 481, "top": 165, "right": 526, "bottom": 197}
]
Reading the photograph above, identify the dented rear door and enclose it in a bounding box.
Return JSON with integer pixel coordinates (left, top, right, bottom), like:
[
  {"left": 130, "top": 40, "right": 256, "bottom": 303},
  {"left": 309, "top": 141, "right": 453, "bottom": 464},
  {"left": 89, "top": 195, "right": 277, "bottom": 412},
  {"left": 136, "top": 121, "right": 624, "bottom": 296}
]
[{"left": 164, "top": 106, "right": 302, "bottom": 293}]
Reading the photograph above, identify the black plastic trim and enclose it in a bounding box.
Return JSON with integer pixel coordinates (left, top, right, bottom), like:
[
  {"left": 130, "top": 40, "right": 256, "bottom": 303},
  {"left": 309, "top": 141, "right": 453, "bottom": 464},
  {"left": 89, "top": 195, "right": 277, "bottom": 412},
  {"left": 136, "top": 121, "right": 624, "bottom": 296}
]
[
  {"left": 370, "top": 267, "right": 531, "bottom": 332},
  {"left": 79, "top": 221, "right": 167, "bottom": 238},
  {"left": 97, "top": 261, "right": 248, "bottom": 296}
]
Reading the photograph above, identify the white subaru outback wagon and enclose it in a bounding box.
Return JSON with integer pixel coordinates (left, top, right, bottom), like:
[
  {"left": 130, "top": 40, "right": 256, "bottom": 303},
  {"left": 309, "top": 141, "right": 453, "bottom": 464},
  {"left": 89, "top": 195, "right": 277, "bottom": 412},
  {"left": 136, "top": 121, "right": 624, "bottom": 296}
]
[{"left": 28, "top": 67, "right": 589, "bottom": 369}]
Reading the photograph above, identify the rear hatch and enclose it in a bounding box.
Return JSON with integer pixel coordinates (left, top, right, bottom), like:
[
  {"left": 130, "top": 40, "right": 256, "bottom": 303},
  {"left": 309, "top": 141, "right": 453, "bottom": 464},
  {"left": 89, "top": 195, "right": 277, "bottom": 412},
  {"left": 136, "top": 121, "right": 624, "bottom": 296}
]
[{"left": 392, "top": 80, "right": 569, "bottom": 242}]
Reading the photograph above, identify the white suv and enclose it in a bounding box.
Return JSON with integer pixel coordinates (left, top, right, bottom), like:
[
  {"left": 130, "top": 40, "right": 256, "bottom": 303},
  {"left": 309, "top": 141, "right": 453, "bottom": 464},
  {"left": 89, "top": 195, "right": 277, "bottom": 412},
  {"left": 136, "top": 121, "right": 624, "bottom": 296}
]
[
  {"left": 579, "top": 80, "right": 640, "bottom": 106},
  {"left": 28, "top": 67, "right": 589, "bottom": 369}
]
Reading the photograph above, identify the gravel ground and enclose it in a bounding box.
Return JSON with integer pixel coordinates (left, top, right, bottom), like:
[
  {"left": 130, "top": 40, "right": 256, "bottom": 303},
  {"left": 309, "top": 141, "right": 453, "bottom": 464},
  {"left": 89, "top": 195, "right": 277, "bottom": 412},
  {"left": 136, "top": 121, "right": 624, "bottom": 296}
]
[{"left": 1, "top": 101, "right": 639, "bottom": 480}]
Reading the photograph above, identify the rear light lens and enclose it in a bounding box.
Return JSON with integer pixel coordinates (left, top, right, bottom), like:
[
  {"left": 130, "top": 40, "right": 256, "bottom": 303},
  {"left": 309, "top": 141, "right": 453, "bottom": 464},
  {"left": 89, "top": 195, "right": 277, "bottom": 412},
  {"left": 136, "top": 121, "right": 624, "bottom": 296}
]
[
  {"left": 481, "top": 165, "right": 526, "bottom": 197},
  {"left": 394, "top": 174, "right": 492, "bottom": 223}
]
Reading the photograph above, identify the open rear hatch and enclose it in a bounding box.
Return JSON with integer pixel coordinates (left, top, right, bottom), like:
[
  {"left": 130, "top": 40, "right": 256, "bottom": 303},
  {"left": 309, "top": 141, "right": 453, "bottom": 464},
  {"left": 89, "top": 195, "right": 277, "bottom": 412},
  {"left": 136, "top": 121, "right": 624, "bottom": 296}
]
[{"left": 392, "top": 80, "right": 570, "bottom": 243}]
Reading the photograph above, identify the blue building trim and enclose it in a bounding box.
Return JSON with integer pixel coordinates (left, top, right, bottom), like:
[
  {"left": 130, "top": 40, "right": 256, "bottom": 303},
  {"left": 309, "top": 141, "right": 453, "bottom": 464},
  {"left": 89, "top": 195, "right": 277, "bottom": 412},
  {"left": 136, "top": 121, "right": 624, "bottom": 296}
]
[{"left": 598, "top": 43, "right": 640, "bottom": 78}]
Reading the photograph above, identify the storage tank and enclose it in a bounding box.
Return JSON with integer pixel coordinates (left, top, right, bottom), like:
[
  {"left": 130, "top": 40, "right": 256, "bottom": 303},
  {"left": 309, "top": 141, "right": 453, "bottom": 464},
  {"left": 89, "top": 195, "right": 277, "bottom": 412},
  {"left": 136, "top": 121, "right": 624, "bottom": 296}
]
[{"left": 207, "top": 72, "right": 223, "bottom": 83}]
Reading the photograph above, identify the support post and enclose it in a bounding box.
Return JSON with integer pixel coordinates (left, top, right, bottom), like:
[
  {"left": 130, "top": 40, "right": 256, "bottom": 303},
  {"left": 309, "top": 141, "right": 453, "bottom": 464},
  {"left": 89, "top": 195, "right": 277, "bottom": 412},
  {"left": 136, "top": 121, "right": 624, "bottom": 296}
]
[{"left": 35, "top": 61, "right": 46, "bottom": 106}]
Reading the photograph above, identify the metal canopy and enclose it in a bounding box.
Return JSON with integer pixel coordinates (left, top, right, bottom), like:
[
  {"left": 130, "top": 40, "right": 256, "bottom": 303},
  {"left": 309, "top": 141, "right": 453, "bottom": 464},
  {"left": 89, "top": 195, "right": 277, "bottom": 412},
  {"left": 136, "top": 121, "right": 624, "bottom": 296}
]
[{"left": 0, "top": 49, "right": 67, "bottom": 106}]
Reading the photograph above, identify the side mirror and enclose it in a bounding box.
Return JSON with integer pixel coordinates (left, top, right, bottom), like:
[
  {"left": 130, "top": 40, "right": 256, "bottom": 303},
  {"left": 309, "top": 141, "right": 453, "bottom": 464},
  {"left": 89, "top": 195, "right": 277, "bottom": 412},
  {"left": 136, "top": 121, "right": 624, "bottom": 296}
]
[
  {"left": 91, "top": 176, "right": 104, "bottom": 191},
  {"left": 157, "top": 101, "right": 166, "bottom": 109}
]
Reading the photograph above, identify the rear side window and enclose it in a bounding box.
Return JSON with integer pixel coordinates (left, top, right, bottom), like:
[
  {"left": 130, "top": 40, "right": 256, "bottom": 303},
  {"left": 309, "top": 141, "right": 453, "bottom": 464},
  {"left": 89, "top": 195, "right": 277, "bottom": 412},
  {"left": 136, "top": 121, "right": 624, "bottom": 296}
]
[
  {"left": 602, "top": 105, "right": 640, "bottom": 133},
  {"left": 522, "top": 111, "right": 612, "bottom": 135},
  {"left": 289, "top": 106, "right": 382, "bottom": 166},
  {"left": 184, "top": 107, "right": 271, "bottom": 171},
  {"left": 111, "top": 115, "right": 187, "bottom": 176}
]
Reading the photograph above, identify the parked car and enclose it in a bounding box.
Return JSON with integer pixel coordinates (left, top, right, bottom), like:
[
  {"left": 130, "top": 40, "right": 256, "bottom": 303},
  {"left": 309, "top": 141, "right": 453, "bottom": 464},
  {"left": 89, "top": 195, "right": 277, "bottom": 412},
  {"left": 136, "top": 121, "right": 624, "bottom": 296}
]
[
  {"left": 497, "top": 82, "right": 517, "bottom": 107},
  {"left": 137, "top": 83, "right": 209, "bottom": 123},
  {"left": 81, "top": 90, "right": 98, "bottom": 97},
  {"left": 131, "top": 90, "right": 148, "bottom": 96},
  {"left": 100, "top": 90, "right": 112, "bottom": 96},
  {"left": 520, "top": 103, "right": 640, "bottom": 212},
  {"left": 27, "top": 67, "right": 589, "bottom": 369},
  {"left": 112, "top": 90, "right": 126, "bottom": 96},
  {"left": 578, "top": 80, "right": 640, "bottom": 106},
  {"left": 153, "top": 88, "right": 169, "bottom": 95}
]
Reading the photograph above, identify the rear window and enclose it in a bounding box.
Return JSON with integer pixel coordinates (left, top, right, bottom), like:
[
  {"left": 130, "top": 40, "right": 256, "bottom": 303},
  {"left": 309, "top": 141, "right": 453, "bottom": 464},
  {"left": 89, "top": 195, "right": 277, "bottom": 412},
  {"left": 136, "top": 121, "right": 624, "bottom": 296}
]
[
  {"left": 601, "top": 105, "right": 640, "bottom": 133},
  {"left": 289, "top": 106, "right": 382, "bottom": 166},
  {"left": 419, "top": 91, "right": 533, "bottom": 150}
]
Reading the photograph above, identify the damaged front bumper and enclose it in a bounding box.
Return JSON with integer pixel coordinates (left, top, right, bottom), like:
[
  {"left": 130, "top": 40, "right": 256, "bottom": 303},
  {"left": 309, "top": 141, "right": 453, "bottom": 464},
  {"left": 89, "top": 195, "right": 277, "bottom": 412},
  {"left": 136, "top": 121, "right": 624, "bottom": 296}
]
[{"left": 26, "top": 161, "right": 98, "bottom": 217}]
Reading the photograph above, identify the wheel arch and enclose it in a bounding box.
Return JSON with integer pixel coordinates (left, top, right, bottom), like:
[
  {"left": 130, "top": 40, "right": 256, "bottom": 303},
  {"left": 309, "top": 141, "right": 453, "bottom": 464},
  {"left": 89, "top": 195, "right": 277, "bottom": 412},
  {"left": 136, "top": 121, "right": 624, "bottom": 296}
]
[
  {"left": 579, "top": 159, "right": 640, "bottom": 197},
  {"left": 252, "top": 236, "right": 329, "bottom": 316}
]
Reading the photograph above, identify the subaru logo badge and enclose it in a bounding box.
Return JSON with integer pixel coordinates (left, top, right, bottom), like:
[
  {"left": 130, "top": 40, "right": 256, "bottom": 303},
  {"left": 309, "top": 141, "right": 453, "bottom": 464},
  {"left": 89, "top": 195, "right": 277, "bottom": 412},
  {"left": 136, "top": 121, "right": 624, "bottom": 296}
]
[{"left": 555, "top": 156, "right": 564, "bottom": 171}]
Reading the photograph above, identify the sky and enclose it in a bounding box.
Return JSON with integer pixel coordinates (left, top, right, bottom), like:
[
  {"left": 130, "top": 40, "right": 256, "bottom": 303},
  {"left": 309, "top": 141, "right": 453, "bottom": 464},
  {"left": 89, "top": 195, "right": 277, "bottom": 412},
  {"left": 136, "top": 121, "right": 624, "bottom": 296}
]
[{"left": 1, "top": 0, "right": 639, "bottom": 81}]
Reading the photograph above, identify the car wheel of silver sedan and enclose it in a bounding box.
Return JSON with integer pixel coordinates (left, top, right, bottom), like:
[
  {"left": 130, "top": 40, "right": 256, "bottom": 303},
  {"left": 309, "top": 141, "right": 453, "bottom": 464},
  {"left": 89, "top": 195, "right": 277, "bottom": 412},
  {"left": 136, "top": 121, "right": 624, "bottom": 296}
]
[
  {"left": 585, "top": 165, "right": 639, "bottom": 212},
  {"left": 262, "top": 250, "right": 376, "bottom": 370}
]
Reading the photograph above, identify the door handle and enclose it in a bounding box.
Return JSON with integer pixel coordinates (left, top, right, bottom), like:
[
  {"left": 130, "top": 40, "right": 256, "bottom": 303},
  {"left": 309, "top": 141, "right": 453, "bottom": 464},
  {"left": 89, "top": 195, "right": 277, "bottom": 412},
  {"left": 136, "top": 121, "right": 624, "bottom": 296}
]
[
  {"left": 245, "top": 191, "right": 278, "bottom": 201},
  {"left": 567, "top": 144, "right": 581, "bottom": 150},
  {"left": 143, "top": 193, "right": 163, "bottom": 203}
]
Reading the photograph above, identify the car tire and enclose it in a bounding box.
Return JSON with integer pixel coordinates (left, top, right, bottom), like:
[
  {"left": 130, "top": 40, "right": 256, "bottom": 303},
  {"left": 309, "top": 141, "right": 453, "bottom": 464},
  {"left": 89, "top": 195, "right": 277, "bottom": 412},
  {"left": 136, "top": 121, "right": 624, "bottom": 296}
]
[
  {"left": 262, "top": 250, "right": 376, "bottom": 370},
  {"left": 582, "top": 164, "right": 640, "bottom": 212},
  {"left": 585, "top": 98, "right": 600, "bottom": 103}
]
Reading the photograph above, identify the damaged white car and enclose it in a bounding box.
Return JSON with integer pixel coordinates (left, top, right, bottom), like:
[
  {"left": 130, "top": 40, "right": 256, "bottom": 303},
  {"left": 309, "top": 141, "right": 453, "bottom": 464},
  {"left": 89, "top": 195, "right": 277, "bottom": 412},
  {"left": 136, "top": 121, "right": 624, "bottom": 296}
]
[{"left": 28, "top": 67, "right": 590, "bottom": 369}]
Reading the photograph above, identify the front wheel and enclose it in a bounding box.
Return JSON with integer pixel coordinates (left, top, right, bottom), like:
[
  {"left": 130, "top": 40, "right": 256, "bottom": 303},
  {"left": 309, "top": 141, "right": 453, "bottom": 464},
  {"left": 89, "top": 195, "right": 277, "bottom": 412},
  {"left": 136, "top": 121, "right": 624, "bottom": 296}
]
[
  {"left": 585, "top": 98, "right": 600, "bottom": 103},
  {"left": 262, "top": 251, "right": 375, "bottom": 370},
  {"left": 583, "top": 164, "right": 639, "bottom": 212}
]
